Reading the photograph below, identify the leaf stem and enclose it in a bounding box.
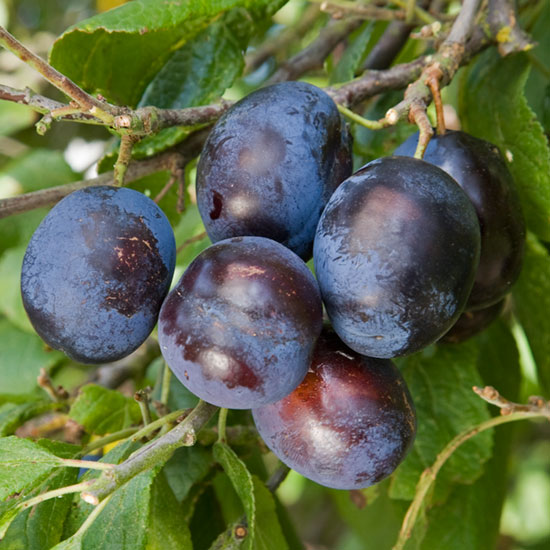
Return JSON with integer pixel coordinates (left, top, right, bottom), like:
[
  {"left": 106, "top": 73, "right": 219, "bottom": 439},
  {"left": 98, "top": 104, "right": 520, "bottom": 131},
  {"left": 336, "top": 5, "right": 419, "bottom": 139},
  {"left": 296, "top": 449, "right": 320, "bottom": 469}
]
[
  {"left": 63, "top": 493, "right": 114, "bottom": 544},
  {"left": 393, "top": 389, "right": 550, "bottom": 549},
  {"left": 59, "top": 458, "right": 115, "bottom": 471},
  {"left": 18, "top": 480, "right": 94, "bottom": 511},
  {"left": 81, "top": 428, "right": 139, "bottom": 455}
]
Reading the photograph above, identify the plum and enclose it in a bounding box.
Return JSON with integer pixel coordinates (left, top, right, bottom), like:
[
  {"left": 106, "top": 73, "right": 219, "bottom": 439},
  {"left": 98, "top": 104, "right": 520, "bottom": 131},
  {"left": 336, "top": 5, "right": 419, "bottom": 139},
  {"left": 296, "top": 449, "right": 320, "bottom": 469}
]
[
  {"left": 158, "top": 236, "right": 323, "bottom": 409},
  {"left": 21, "top": 186, "right": 176, "bottom": 364},
  {"left": 441, "top": 299, "right": 505, "bottom": 344},
  {"left": 196, "top": 81, "right": 352, "bottom": 260},
  {"left": 395, "top": 130, "right": 525, "bottom": 309},
  {"left": 313, "top": 156, "right": 481, "bottom": 358},
  {"left": 252, "top": 328, "right": 416, "bottom": 490}
]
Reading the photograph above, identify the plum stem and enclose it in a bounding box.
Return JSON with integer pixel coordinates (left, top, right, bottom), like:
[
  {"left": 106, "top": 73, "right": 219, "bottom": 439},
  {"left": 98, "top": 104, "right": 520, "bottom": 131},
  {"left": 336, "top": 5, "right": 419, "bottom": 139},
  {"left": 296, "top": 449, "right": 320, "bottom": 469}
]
[
  {"left": 160, "top": 362, "right": 172, "bottom": 406},
  {"left": 134, "top": 387, "right": 153, "bottom": 428},
  {"left": 393, "top": 387, "right": 550, "bottom": 549},
  {"left": 217, "top": 408, "right": 229, "bottom": 443},
  {"left": 337, "top": 104, "right": 390, "bottom": 131}
]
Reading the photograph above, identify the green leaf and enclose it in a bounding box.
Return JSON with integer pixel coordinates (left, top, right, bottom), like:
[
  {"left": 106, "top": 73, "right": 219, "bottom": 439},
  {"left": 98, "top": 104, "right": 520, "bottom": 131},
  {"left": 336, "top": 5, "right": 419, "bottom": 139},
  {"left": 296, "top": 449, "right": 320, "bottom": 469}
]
[
  {"left": 330, "top": 22, "right": 374, "bottom": 84},
  {"left": 0, "top": 149, "right": 78, "bottom": 255},
  {"left": 213, "top": 441, "right": 255, "bottom": 545},
  {"left": 162, "top": 445, "right": 214, "bottom": 502},
  {"left": 0, "top": 101, "right": 36, "bottom": 136},
  {"left": 0, "top": 436, "right": 66, "bottom": 501},
  {"left": 61, "top": 468, "right": 162, "bottom": 550},
  {"left": 249, "top": 476, "right": 288, "bottom": 550},
  {"left": 0, "top": 318, "right": 65, "bottom": 395},
  {"left": 0, "top": 400, "right": 60, "bottom": 437},
  {"left": 459, "top": 50, "right": 550, "bottom": 240},
  {"left": 407, "top": 321, "right": 522, "bottom": 550},
  {"left": 524, "top": 0, "right": 550, "bottom": 134},
  {"left": 50, "top": 0, "right": 286, "bottom": 108},
  {"left": 133, "top": 12, "right": 254, "bottom": 157},
  {"left": 332, "top": 479, "right": 407, "bottom": 550},
  {"left": 1, "top": 467, "right": 79, "bottom": 550},
  {"left": 146, "top": 470, "right": 193, "bottom": 550},
  {"left": 512, "top": 233, "right": 550, "bottom": 392},
  {"left": 0, "top": 246, "right": 33, "bottom": 332},
  {"left": 389, "top": 342, "right": 492, "bottom": 501},
  {"left": 69, "top": 384, "right": 142, "bottom": 436}
]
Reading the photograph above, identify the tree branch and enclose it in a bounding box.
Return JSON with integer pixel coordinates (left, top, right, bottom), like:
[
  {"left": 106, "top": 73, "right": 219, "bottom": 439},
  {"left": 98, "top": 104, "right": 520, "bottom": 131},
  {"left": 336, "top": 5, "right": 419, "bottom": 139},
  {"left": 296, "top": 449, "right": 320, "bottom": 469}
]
[
  {"left": 487, "top": 0, "right": 534, "bottom": 56},
  {"left": 267, "top": 17, "right": 363, "bottom": 85},
  {"left": 0, "top": 26, "right": 117, "bottom": 124},
  {"left": 244, "top": 4, "right": 321, "bottom": 74},
  {"left": 0, "top": 128, "right": 209, "bottom": 219},
  {"left": 385, "top": 0, "right": 483, "bottom": 125},
  {"left": 81, "top": 400, "right": 218, "bottom": 504}
]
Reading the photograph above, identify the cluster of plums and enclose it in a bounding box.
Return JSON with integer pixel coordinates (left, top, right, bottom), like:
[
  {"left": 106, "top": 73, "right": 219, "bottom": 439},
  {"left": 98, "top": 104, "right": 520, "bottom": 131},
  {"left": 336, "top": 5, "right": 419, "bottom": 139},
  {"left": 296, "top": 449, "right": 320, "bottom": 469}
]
[{"left": 20, "top": 81, "right": 525, "bottom": 490}]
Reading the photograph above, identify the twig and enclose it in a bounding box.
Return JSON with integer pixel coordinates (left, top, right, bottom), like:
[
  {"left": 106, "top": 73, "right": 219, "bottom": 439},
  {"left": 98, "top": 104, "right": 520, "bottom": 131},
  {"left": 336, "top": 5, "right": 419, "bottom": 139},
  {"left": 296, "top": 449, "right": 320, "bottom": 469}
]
[
  {"left": 134, "top": 388, "right": 153, "bottom": 427},
  {"left": 363, "top": 21, "right": 415, "bottom": 71},
  {"left": 320, "top": 1, "right": 409, "bottom": 22},
  {"left": 81, "top": 400, "right": 218, "bottom": 505},
  {"left": 487, "top": 0, "right": 534, "bottom": 56},
  {"left": 37, "top": 368, "right": 69, "bottom": 402},
  {"left": 384, "top": 0, "right": 483, "bottom": 126},
  {"left": 0, "top": 128, "right": 209, "bottom": 219},
  {"left": 114, "top": 135, "right": 139, "bottom": 186},
  {"left": 392, "top": 387, "right": 549, "bottom": 549},
  {"left": 176, "top": 231, "right": 208, "bottom": 254},
  {"left": 244, "top": 4, "right": 321, "bottom": 74},
  {"left": 0, "top": 26, "right": 116, "bottom": 124},
  {"left": 267, "top": 17, "right": 363, "bottom": 85}
]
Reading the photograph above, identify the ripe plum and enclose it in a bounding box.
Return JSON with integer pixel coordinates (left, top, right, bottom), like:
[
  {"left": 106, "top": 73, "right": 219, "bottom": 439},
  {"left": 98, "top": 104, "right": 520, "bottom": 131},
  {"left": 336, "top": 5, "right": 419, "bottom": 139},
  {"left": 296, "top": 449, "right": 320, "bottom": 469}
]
[
  {"left": 313, "top": 156, "right": 481, "bottom": 358},
  {"left": 252, "top": 329, "right": 416, "bottom": 490},
  {"left": 21, "top": 186, "right": 176, "bottom": 363},
  {"left": 395, "top": 130, "right": 525, "bottom": 309},
  {"left": 196, "top": 81, "right": 352, "bottom": 260},
  {"left": 158, "top": 236, "right": 323, "bottom": 409},
  {"left": 441, "top": 299, "right": 505, "bottom": 344}
]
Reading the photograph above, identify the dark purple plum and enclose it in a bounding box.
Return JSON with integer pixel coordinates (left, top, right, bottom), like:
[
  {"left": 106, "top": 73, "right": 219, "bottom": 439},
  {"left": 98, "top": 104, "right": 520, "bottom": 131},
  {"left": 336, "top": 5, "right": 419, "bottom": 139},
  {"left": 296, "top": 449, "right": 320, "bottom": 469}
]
[
  {"left": 313, "top": 156, "right": 481, "bottom": 358},
  {"left": 441, "top": 299, "right": 505, "bottom": 344},
  {"left": 21, "top": 186, "right": 176, "bottom": 364},
  {"left": 158, "top": 236, "right": 323, "bottom": 409},
  {"left": 394, "top": 130, "right": 525, "bottom": 309},
  {"left": 196, "top": 81, "right": 352, "bottom": 260},
  {"left": 252, "top": 329, "right": 416, "bottom": 490}
]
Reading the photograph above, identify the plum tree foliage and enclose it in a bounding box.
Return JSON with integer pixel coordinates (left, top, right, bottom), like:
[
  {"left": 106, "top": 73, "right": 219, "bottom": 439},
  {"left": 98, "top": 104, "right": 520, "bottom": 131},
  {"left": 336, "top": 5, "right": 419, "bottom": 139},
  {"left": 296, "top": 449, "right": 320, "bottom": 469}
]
[{"left": 0, "top": 1, "right": 550, "bottom": 549}]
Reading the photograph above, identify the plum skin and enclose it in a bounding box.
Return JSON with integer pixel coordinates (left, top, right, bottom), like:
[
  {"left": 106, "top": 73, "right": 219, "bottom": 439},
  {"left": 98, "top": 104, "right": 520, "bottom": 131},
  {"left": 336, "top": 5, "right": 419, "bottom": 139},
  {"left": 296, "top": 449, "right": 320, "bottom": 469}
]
[
  {"left": 313, "top": 156, "right": 481, "bottom": 358},
  {"left": 252, "top": 329, "right": 417, "bottom": 490},
  {"left": 441, "top": 299, "right": 505, "bottom": 344},
  {"left": 158, "top": 236, "right": 323, "bottom": 409},
  {"left": 20, "top": 186, "right": 176, "bottom": 364},
  {"left": 394, "top": 130, "right": 526, "bottom": 309},
  {"left": 196, "top": 81, "right": 352, "bottom": 260}
]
